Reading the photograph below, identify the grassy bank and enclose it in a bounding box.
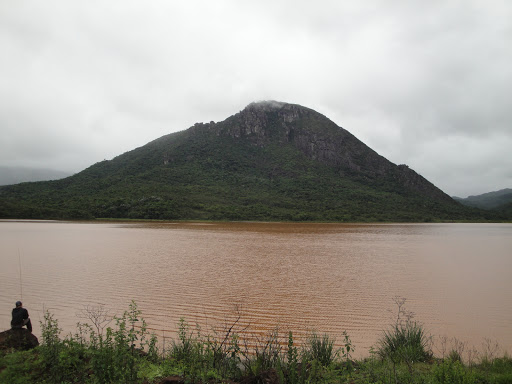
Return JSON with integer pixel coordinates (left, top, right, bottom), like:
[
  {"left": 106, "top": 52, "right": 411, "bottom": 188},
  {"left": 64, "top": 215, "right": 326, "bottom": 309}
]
[{"left": 1, "top": 301, "right": 511, "bottom": 384}]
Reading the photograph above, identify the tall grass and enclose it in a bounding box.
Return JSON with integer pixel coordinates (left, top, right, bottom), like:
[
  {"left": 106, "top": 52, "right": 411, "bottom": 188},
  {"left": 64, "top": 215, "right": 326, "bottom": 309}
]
[
  {"left": 378, "top": 320, "right": 431, "bottom": 363},
  {"left": 303, "top": 332, "right": 337, "bottom": 367},
  {"left": 241, "top": 328, "right": 283, "bottom": 378},
  {"left": 378, "top": 297, "right": 432, "bottom": 365}
]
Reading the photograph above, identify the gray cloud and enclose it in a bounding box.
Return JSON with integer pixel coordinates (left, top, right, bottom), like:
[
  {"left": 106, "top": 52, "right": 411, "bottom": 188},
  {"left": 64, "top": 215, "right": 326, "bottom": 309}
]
[{"left": 1, "top": 0, "right": 511, "bottom": 197}]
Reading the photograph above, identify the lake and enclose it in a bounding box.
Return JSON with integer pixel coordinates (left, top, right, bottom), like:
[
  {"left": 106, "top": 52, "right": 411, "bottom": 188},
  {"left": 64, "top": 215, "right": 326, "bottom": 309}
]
[{"left": 1, "top": 221, "right": 511, "bottom": 357}]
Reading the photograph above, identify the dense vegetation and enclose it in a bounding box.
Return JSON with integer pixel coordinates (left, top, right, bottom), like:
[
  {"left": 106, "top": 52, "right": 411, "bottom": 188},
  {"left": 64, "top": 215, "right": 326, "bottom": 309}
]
[
  {"left": 498, "top": 201, "right": 512, "bottom": 217},
  {"left": 454, "top": 189, "right": 512, "bottom": 215},
  {"left": 0, "top": 102, "right": 506, "bottom": 222},
  {"left": 2, "top": 300, "right": 511, "bottom": 384}
]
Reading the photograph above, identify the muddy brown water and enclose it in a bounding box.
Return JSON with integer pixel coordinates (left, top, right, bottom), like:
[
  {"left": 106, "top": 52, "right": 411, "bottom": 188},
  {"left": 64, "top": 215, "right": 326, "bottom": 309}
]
[{"left": 1, "top": 221, "right": 511, "bottom": 357}]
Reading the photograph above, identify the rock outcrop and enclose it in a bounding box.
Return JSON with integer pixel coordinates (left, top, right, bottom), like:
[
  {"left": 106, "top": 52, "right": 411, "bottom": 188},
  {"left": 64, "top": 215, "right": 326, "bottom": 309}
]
[
  {"left": 218, "top": 101, "right": 453, "bottom": 202},
  {"left": 0, "top": 328, "right": 39, "bottom": 351}
]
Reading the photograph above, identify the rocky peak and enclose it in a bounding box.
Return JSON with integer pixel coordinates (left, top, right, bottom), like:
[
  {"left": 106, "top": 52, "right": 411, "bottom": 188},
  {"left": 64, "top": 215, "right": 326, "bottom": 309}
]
[
  {"left": 243, "top": 100, "right": 313, "bottom": 122},
  {"left": 213, "top": 101, "right": 453, "bottom": 202},
  {"left": 222, "top": 101, "right": 315, "bottom": 140}
]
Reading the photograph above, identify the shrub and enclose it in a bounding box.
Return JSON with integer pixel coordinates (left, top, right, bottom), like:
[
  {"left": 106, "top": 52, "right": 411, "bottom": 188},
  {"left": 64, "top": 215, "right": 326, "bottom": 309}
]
[
  {"left": 285, "top": 331, "right": 299, "bottom": 384},
  {"left": 39, "top": 310, "right": 65, "bottom": 383},
  {"left": 87, "top": 300, "right": 157, "bottom": 384},
  {"left": 0, "top": 349, "right": 40, "bottom": 384},
  {"left": 303, "top": 332, "right": 338, "bottom": 367},
  {"left": 448, "top": 348, "right": 463, "bottom": 363},
  {"left": 378, "top": 320, "right": 431, "bottom": 363},
  {"left": 378, "top": 297, "right": 431, "bottom": 365},
  {"left": 170, "top": 318, "right": 197, "bottom": 362},
  {"left": 432, "top": 359, "right": 475, "bottom": 384},
  {"left": 241, "top": 328, "right": 282, "bottom": 377}
]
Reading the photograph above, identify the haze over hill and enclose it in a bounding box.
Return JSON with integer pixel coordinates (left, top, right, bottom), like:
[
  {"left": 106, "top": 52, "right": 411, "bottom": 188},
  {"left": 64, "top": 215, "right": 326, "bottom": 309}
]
[
  {"left": 0, "top": 166, "right": 70, "bottom": 186},
  {"left": 454, "top": 188, "right": 512, "bottom": 210},
  {"left": 0, "top": 101, "right": 500, "bottom": 222}
]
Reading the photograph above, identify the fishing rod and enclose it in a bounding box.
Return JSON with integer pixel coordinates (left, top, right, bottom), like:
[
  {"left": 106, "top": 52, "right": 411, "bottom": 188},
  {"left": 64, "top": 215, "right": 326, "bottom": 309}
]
[{"left": 18, "top": 246, "right": 23, "bottom": 301}]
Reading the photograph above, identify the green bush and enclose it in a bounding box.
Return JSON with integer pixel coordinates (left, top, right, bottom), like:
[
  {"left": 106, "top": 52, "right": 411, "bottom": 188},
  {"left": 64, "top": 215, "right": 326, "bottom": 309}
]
[
  {"left": 448, "top": 348, "right": 463, "bottom": 363},
  {"left": 0, "top": 349, "right": 40, "bottom": 384},
  {"left": 303, "top": 332, "right": 338, "bottom": 367},
  {"left": 432, "top": 360, "right": 475, "bottom": 384},
  {"left": 168, "top": 318, "right": 243, "bottom": 381},
  {"left": 283, "top": 331, "right": 299, "bottom": 384},
  {"left": 87, "top": 300, "right": 155, "bottom": 384},
  {"left": 39, "top": 310, "right": 65, "bottom": 383},
  {"left": 476, "top": 356, "right": 512, "bottom": 384},
  {"left": 37, "top": 310, "right": 90, "bottom": 384},
  {"left": 170, "top": 318, "right": 197, "bottom": 362}
]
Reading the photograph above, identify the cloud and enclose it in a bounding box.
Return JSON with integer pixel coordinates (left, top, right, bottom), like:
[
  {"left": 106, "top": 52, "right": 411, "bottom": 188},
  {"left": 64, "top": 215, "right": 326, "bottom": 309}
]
[{"left": 0, "top": 1, "right": 511, "bottom": 196}]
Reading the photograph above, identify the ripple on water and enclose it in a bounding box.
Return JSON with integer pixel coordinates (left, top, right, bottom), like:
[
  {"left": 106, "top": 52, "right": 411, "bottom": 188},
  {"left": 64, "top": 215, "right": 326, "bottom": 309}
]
[{"left": 0, "top": 221, "right": 511, "bottom": 357}]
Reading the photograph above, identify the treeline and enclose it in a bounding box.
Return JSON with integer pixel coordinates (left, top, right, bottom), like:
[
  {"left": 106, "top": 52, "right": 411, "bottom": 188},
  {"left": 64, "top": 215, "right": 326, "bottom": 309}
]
[{"left": 0, "top": 162, "right": 501, "bottom": 222}]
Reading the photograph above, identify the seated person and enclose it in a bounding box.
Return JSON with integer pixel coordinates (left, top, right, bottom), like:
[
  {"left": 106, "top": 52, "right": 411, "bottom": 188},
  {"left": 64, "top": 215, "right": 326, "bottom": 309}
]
[{"left": 11, "top": 301, "right": 32, "bottom": 333}]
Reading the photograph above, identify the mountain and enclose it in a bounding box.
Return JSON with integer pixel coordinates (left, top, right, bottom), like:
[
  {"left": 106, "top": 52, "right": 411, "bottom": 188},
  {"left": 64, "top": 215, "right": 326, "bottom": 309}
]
[
  {"left": 0, "top": 101, "right": 495, "bottom": 222},
  {"left": 0, "top": 166, "right": 71, "bottom": 186},
  {"left": 453, "top": 188, "right": 512, "bottom": 210}
]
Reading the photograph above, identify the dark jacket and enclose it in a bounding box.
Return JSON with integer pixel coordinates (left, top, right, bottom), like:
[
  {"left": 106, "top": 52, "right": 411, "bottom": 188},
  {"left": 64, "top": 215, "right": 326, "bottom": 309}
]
[{"left": 11, "top": 307, "right": 29, "bottom": 327}]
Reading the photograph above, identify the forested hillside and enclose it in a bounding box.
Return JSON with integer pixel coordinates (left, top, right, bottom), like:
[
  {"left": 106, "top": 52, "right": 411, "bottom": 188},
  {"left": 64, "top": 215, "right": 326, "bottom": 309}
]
[{"left": 0, "top": 101, "right": 499, "bottom": 222}]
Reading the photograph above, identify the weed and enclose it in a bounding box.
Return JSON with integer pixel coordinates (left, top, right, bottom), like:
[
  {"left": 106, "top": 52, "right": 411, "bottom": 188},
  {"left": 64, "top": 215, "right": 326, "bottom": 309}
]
[
  {"left": 286, "top": 331, "right": 298, "bottom": 383},
  {"left": 303, "top": 331, "right": 338, "bottom": 367},
  {"left": 241, "top": 328, "right": 283, "bottom": 378},
  {"left": 432, "top": 359, "right": 475, "bottom": 384},
  {"left": 378, "top": 298, "right": 431, "bottom": 364}
]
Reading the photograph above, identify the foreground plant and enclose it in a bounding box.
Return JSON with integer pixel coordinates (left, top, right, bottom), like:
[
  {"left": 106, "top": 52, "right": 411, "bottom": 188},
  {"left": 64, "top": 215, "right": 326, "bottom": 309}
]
[
  {"left": 3, "top": 299, "right": 512, "bottom": 384},
  {"left": 378, "top": 297, "right": 431, "bottom": 363},
  {"left": 304, "top": 332, "right": 338, "bottom": 367}
]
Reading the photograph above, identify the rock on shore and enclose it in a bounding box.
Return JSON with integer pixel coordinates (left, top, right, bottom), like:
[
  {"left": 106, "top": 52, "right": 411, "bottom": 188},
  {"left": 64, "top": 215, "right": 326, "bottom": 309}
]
[{"left": 0, "top": 328, "right": 39, "bottom": 350}]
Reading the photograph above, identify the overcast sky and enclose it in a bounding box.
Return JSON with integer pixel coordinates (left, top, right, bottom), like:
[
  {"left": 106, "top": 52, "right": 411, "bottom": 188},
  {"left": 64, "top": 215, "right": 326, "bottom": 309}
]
[{"left": 1, "top": 1, "right": 511, "bottom": 197}]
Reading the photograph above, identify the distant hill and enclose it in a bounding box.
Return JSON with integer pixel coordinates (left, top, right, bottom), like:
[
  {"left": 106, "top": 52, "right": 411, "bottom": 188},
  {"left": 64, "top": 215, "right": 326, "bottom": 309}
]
[
  {"left": 0, "top": 101, "right": 497, "bottom": 222},
  {"left": 454, "top": 188, "right": 512, "bottom": 210},
  {"left": 0, "top": 166, "right": 71, "bottom": 186}
]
